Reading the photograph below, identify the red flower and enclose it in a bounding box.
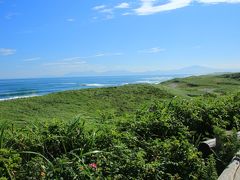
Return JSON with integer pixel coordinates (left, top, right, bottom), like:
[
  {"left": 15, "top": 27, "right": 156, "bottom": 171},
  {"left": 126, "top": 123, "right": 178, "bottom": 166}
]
[{"left": 89, "top": 163, "right": 97, "bottom": 169}]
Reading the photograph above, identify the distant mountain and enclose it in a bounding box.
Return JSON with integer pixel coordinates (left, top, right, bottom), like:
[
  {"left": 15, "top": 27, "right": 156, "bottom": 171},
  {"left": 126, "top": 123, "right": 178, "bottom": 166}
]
[
  {"left": 163, "top": 65, "right": 220, "bottom": 75},
  {"left": 65, "top": 70, "right": 137, "bottom": 77},
  {"left": 64, "top": 65, "right": 240, "bottom": 77}
]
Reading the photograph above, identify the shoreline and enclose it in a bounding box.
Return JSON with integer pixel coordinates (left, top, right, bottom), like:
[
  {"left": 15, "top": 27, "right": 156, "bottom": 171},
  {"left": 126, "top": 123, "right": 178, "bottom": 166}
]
[
  {"left": 0, "top": 80, "right": 169, "bottom": 102},
  {"left": 0, "top": 74, "right": 193, "bottom": 102},
  {"left": 0, "top": 94, "right": 40, "bottom": 102}
]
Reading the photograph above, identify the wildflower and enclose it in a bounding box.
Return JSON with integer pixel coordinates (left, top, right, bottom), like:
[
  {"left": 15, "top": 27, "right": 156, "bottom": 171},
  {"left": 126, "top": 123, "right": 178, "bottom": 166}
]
[
  {"left": 89, "top": 163, "right": 97, "bottom": 169},
  {"left": 40, "top": 171, "right": 46, "bottom": 177}
]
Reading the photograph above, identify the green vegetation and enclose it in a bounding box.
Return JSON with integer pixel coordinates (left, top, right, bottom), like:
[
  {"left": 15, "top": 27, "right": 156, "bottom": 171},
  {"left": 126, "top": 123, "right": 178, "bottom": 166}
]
[
  {"left": 0, "top": 84, "right": 173, "bottom": 126},
  {"left": 0, "top": 73, "right": 240, "bottom": 179},
  {"left": 162, "top": 73, "right": 240, "bottom": 97}
]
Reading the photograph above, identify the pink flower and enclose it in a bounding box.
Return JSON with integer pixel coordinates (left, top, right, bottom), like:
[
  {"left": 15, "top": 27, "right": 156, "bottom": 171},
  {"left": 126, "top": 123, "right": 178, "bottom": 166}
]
[{"left": 89, "top": 163, "right": 97, "bottom": 169}]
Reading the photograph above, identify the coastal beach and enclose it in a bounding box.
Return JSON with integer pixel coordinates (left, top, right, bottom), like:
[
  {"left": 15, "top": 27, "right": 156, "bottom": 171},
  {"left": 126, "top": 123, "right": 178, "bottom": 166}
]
[{"left": 0, "top": 75, "right": 184, "bottom": 101}]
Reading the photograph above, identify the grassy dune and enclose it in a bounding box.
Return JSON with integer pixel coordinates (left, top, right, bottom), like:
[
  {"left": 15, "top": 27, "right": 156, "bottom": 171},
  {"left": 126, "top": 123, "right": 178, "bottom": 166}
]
[
  {"left": 0, "top": 73, "right": 239, "bottom": 125},
  {"left": 0, "top": 84, "right": 173, "bottom": 127},
  {"left": 161, "top": 73, "right": 240, "bottom": 97}
]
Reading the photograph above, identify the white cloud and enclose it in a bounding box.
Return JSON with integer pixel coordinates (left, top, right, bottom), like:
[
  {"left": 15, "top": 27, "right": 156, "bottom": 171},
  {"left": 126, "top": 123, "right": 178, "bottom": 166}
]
[
  {"left": 99, "top": 8, "right": 113, "bottom": 13},
  {"left": 97, "top": 7, "right": 115, "bottom": 20},
  {"left": 105, "top": 14, "right": 115, "bottom": 19},
  {"left": 134, "top": 0, "right": 240, "bottom": 15},
  {"left": 122, "top": 12, "right": 132, "bottom": 16},
  {"left": 115, "top": 2, "right": 130, "bottom": 9},
  {"left": 92, "top": 16, "right": 98, "bottom": 20},
  {"left": 43, "top": 61, "right": 86, "bottom": 67},
  {"left": 81, "top": 52, "right": 123, "bottom": 59},
  {"left": 93, "top": 5, "right": 106, "bottom": 10},
  {"left": 66, "top": 18, "right": 75, "bottom": 22},
  {"left": 0, "top": 48, "right": 16, "bottom": 56},
  {"left": 23, "top": 57, "right": 41, "bottom": 62},
  {"left": 135, "top": 0, "right": 192, "bottom": 15},
  {"left": 197, "top": 0, "right": 240, "bottom": 3},
  {"left": 43, "top": 52, "right": 122, "bottom": 67},
  {"left": 93, "top": 0, "right": 240, "bottom": 18},
  {"left": 139, "top": 47, "right": 165, "bottom": 53},
  {"left": 61, "top": 57, "right": 82, "bottom": 61},
  {"left": 42, "top": 56, "right": 86, "bottom": 66},
  {"left": 93, "top": 3, "right": 130, "bottom": 20}
]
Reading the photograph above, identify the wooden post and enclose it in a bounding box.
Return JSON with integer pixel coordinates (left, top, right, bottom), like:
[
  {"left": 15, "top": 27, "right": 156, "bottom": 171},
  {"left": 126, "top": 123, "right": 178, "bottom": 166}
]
[
  {"left": 198, "top": 138, "right": 216, "bottom": 158},
  {"left": 218, "top": 151, "right": 240, "bottom": 180},
  {"left": 198, "top": 131, "right": 240, "bottom": 157}
]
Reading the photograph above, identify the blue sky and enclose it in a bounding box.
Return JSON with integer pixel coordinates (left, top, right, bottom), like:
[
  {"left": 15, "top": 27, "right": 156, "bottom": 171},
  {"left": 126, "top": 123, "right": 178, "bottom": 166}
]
[{"left": 0, "top": 0, "right": 240, "bottom": 78}]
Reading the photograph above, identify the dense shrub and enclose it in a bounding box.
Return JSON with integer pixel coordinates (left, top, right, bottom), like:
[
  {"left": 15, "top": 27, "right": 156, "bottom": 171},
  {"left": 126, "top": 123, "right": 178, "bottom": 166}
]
[{"left": 0, "top": 92, "right": 239, "bottom": 179}]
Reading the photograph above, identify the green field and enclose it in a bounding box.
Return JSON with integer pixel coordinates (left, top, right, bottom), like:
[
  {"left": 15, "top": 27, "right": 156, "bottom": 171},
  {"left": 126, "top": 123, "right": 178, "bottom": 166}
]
[
  {"left": 0, "top": 73, "right": 240, "bottom": 179},
  {"left": 162, "top": 73, "right": 240, "bottom": 97},
  {"left": 1, "top": 73, "right": 239, "bottom": 124},
  {"left": 0, "top": 84, "right": 173, "bottom": 128}
]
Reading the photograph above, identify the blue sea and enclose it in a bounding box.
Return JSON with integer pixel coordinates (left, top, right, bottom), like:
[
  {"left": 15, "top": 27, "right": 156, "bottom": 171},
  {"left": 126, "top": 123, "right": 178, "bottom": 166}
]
[{"left": 0, "top": 75, "right": 186, "bottom": 101}]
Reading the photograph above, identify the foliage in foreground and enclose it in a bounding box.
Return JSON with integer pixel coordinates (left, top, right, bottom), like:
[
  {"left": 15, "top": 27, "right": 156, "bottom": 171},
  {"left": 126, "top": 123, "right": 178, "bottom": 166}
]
[{"left": 0, "top": 92, "right": 239, "bottom": 179}]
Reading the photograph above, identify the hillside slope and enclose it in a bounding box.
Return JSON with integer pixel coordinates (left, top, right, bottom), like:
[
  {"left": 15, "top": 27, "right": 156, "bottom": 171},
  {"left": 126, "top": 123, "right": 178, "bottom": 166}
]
[
  {"left": 161, "top": 73, "right": 240, "bottom": 97},
  {"left": 0, "top": 73, "right": 239, "bottom": 125},
  {"left": 0, "top": 73, "right": 239, "bottom": 179}
]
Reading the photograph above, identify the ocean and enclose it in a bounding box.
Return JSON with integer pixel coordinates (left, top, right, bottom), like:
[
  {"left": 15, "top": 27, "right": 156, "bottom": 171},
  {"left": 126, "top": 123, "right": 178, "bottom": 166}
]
[{"left": 0, "top": 75, "right": 186, "bottom": 101}]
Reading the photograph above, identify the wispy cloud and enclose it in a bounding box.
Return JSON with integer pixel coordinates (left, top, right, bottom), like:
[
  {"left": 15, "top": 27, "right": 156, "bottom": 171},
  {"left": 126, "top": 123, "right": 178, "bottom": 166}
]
[
  {"left": 105, "top": 14, "right": 114, "bottom": 20},
  {"left": 92, "top": 0, "right": 240, "bottom": 18},
  {"left": 135, "top": 0, "right": 191, "bottom": 15},
  {"left": 135, "top": 0, "right": 240, "bottom": 15},
  {"left": 93, "top": 2, "right": 131, "bottom": 20},
  {"left": 43, "top": 57, "right": 86, "bottom": 66},
  {"left": 42, "top": 52, "right": 122, "bottom": 67},
  {"left": 93, "top": 5, "right": 114, "bottom": 20},
  {"left": 122, "top": 12, "right": 132, "bottom": 16},
  {"left": 93, "top": 5, "right": 106, "bottom": 10},
  {"left": 192, "top": 45, "right": 201, "bottom": 49},
  {"left": 99, "top": 8, "right": 114, "bottom": 19},
  {"left": 5, "top": 12, "right": 20, "bottom": 20},
  {"left": 44, "top": 52, "right": 122, "bottom": 67},
  {"left": 43, "top": 61, "right": 86, "bottom": 66},
  {"left": 23, "top": 57, "right": 41, "bottom": 62},
  {"left": 100, "top": 8, "right": 113, "bottom": 13},
  {"left": 115, "top": 2, "right": 130, "bottom": 9},
  {"left": 197, "top": 0, "right": 240, "bottom": 3},
  {"left": 81, "top": 52, "right": 123, "bottom": 59},
  {"left": 0, "top": 48, "right": 16, "bottom": 56},
  {"left": 139, "top": 47, "right": 165, "bottom": 53},
  {"left": 66, "top": 18, "right": 75, "bottom": 22}
]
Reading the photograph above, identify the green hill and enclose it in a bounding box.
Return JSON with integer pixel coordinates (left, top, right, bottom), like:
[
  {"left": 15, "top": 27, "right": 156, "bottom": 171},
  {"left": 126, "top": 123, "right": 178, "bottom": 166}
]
[
  {"left": 0, "top": 73, "right": 239, "bottom": 179},
  {"left": 1, "top": 73, "right": 239, "bottom": 125},
  {"left": 0, "top": 84, "right": 173, "bottom": 127},
  {"left": 161, "top": 73, "right": 240, "bottom": 97}
]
